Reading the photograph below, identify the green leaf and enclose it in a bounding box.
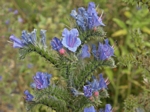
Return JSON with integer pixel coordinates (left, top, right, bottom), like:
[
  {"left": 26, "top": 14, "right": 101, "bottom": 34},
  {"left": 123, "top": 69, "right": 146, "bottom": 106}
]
[{"left": 113, "top": 18, "right": 127, "bottom": 29}]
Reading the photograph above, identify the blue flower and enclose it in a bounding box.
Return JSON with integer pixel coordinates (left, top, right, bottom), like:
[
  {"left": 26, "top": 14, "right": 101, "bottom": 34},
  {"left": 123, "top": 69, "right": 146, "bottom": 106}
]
[
  {"left": 10, "top": 35, "right": 25, "bottom": 48},
  {"left": 31, "top": 72, "right": 52, "bottom": 89},
  {"left": 87, "top": 2, "right": 97, "bottom": 15},
  {"left": 105, "top": 104, "right": 112, "bottom": 112},
  {"left": 0, "top": 76, "right": 2, "bottom": 81},
  {"left": 92, "top": 44, "right": 98, "bottom": 59},
  {"left": 83, "top": 85, "right": 93, "bottom": 97},
  {"left": 70, "top": 9, "right": 78, "bottom": 19},
  {"left": 21, "top": 29, "right": 37, "bottom": 45},
  {"left": 70, "top": 2, "right": 105, "bottom": 31},
  {"left": 13, "top": 10, "right": 18, "bottom": 15},
  {"left": 79, "top": 44, "right": 90, "bottom": 59},
  {"left": 62, "top": 28, "right": 81, "bottom": 52},
  {"left": 90, "top": 79, "right": 100, "bottom": 91},
  {"left": 99, "top": 74, "right": 107, "bottom": 89},
  {"left": 84, "top": 106, "right": 96, "bottom": 112},
  {"left": 24, "top": 90, "right": 34, "bottom": 101},
  {"left": 99, "top": 104, "right": 112, "bottom": 112},
  {"left": 40, "top": 30, "right": 47, "bottom": 47},
  {"left": 5, "top": 19, "right": 10, "bottom": 25},
  {"left": 51, "top": 37, "right": 63, "bottom": 51},
  {"left": 98, "top": 39, "right": 114, "bottom": 60}
]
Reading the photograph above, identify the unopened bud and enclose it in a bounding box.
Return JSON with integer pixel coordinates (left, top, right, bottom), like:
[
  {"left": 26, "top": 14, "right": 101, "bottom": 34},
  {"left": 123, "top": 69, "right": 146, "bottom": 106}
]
[
  {"left": 94, "top": 91, "right": 99, "bottom": 97},
  {"left": 59, "top": 48, "right": 66, "bottom": 55}
]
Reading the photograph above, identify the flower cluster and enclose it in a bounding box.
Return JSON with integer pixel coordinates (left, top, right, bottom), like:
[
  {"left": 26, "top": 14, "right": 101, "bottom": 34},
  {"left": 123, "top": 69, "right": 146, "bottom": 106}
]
[
  {"left": 31, "top": 72, "right": 52, "bottom": 89},
  {"left": 70, "top": 2, "right": 105, "bottom": 31},
  {"left": 10, "top": 29, "right": 46, "bottom": 48},
  {"left": 83, "top": 74, "right": 109, "bottom": 98},
  {"left": 23, "top": 72, "right": 52, "bottom": 102},
  {"left": 92, "top": 39, "right": 114, "bottom": 60}
]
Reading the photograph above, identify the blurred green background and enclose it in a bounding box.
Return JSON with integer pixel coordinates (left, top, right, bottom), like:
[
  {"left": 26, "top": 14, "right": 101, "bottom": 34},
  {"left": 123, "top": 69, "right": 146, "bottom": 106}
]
[{"left": 0, "top": 0, "right": 150, "bottom": 112}]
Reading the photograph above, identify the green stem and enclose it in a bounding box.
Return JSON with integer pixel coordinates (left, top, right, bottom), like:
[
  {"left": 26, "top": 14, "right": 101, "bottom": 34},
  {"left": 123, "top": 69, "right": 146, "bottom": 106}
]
[
  {"left": 30, "top": 46, "right": 58, "bottom": 66},
  {"left": 77, "top": 61, "right": 103, "bottom": 90},
  {"left": 127, "top": 65, "right": 132, "bottom": 97},
  {"left": 114, "top": 67, "right": 122, "bottom": 106}
]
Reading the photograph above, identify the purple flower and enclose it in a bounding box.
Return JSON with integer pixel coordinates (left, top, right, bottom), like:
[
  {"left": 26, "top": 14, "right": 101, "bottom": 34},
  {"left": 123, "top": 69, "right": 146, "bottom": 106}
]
[
  {"left": 83, "top": 85, "right": 93, "bottom": 97},
  {"left": 90, "top": 79, "right": 100, "bottom": 91},
  {"left": 92, "top": 44, "right": 98, "bottom": 59},
  {"left": 9, "top": 35, "right": 25, "bottom": 48},
  {"left": 18, "top": 17, "right": 24, "bottom": 23},
  {"left": 24, "top": 90, "right": 34, "bottom": 101},
  {"left": 87, "top": 2, "right": 97, "bottom": 15},
  {"left": 5, "top": 19, "right": 10, "bottom": 25},
  {"left": 98, "top": 39, "right": 114, "bottom": 60},
  {"left": 79, "top": 44, "right": 90, "bottom": 59},
  {"left": 51, "top": 37, "right": 63, "bottom": 51},
  {"left": 99, "top": 74, "right": 107, "bottom": 89},
  {"left": 40, "top": 30, "right": 47, "bottom": 47},
  {"left": 13, "top": 10, "right": 18, "bottom": 15},
  {"left": 27, "top": 63, "right": 33, "bottom": 68},
  {"left": 31, "top": 72, "right": 52, "bottom": 89},
  {"left": 62, "top": 28, "right": 81, "bottom": 52},
  {"left": 105, "top": 104, "right": 112, "bottom": 112},
  {"left": 70, "top": 2, "right": 105, "bottom": 31},
  {"left": 88, "top": 13, "right": 105, "bottom": 29},
  {"left": 21, "top": 29, "right": 37, "bottom": 45},
  {"left": 99, "top": 104, "right": 112, "bottom": 112},
  {"left": 84, "top": 106, "right": 96, "bottom": 112},
  {"left": 70, "top": 9, "right": 78, "bottom": 19},
  {"left": 0, "top": 76, "right": 2, "bottom": 81}
]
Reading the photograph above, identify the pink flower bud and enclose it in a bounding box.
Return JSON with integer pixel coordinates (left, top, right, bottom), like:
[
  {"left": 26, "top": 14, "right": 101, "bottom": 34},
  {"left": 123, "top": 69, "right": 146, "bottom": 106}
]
[
  {"left": 94, "top": 91, "right": 99, "bottom": 97},
  {"left": 59, "top": 48, "right": 66, "bottom": 55}
]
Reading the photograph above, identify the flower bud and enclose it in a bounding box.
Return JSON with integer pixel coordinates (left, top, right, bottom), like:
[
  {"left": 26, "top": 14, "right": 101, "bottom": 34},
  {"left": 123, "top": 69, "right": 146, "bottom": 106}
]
[
  {"left": 94, "top": 91, "right": 99, "bottom": 97},
  {"left": 59, "top": 48, "right": 66, "bottom": 55}
]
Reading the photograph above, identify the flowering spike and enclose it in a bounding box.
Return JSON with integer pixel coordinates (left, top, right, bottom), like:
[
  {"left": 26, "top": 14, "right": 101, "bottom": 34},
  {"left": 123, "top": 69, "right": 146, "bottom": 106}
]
[{"left": 70, "top": 2, "right": 105, "bottom": 31}]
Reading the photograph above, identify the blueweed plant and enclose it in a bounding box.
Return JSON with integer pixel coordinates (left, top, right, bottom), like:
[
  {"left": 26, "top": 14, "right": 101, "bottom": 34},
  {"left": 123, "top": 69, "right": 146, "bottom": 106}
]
[{"left": 10, "top": 2, "right": 115, "bottom": 112}]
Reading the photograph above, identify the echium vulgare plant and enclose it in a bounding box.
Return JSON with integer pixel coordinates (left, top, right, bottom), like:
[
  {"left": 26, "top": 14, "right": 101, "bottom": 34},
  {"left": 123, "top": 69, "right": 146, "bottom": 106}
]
[{"left": 9, "top": 2, "right": 116, "bottom": 112}]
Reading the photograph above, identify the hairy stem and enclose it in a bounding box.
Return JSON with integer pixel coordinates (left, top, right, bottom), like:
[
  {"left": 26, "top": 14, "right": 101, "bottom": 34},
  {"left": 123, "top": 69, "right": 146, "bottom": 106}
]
[{"left": 76, "top": 61, "right": 103, "bottom": 90}]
